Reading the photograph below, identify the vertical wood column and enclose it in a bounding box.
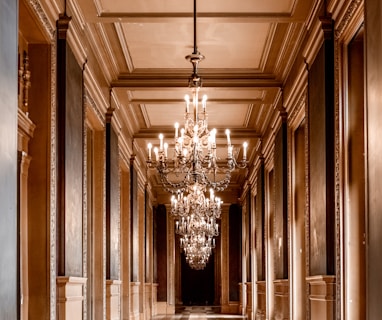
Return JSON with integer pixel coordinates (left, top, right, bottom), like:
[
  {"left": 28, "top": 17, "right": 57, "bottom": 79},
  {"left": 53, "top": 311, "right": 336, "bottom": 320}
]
[
  {"left": 365, "top": 0, "right": 382, "bottom": 318},
  {"left": 291, "top": 122, "right": 307, "bottom": 319},
  {"left": 130, "top": 162, "right": 140, "bottom": 319},
  {"left": 273, "top": 118, "right": 289, "bottom": 319},
  {"left": 56, "top": 14, "right": 86, "bottom": 320},
  {"left": 306, "top": 16, "right": 336, "bottom": 320},
  {"left": 0, "top": 0, "right": 18, "bottom": 317},
  {"left": 120, "top": 168, "right": 131, "bottom": 319},
  {"left": 255, "top": 160, "right": 266, "bottom": 320}
]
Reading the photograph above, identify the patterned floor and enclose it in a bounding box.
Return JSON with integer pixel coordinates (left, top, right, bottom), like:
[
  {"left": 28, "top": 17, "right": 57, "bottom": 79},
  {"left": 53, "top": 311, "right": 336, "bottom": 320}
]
[{"left": 151, "top": 306, "right": 247, "bottom": 320}]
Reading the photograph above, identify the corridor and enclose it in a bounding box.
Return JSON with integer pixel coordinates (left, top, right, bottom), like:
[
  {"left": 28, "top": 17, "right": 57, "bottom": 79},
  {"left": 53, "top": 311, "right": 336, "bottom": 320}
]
[{"left": 152, "top": 307, "right": 247, "bottom": 320}]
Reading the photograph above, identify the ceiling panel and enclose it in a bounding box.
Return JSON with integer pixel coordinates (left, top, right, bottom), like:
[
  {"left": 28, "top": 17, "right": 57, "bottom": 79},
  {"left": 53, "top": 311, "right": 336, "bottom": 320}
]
[
  {"left": 120, "top": 21, "right": 271, "bottom": 69},
  {"left": 97, "top": 0, "right": 296, "bottom": 14}
]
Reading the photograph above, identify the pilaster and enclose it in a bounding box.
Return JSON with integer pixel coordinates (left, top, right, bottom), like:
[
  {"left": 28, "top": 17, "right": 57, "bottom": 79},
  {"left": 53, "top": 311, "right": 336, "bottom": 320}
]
[
  {"left": 106, "top": 280, "right": 122, "bottom": 320},
  {"left": 56, "top": 276, "right": 87, "bottom": 320},
  {"left": 306, "top": 275, "right": 335, "bottom": 320}
]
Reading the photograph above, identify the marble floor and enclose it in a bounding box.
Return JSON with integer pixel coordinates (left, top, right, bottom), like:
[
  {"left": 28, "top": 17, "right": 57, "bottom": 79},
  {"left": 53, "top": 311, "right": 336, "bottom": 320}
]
[{"left": 151, "top": 306, "right": 247, "bottom": 320}]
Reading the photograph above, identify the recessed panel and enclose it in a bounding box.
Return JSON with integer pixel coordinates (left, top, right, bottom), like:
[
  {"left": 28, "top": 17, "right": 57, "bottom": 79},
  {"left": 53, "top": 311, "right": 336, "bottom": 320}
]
[
  {"left": 143, "top": 103, "right": 249, "bottom": 128},
  {"left": 120, "top": 21, "right": 271, "bottom": 69},
  {"left": 98, "top": 0, "right": 296, "bottom": 14}
]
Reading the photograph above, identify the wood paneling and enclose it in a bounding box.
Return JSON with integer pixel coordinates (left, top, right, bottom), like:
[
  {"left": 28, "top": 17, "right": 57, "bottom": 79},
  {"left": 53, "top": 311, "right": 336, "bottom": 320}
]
[
  {"left": 229, "top": 204, "right": 242, "bottom": 301},
  {"left": 308, "top": 31, "right": 335, "bottom": 276},
  {"left": 106, "top": 123, "right": 120, "bottom": 279},
  {"left": 274, "top": 122, "right": 288, "bottom": 279},
  {"left": 155, "top": 205, "right": 167, "bottom": 301},
  {"left": 366, "top": 0, "right": 382, "bottom": 317},
  {"left": 57, "top": 17, "right": 84, "bottom": 276},
  {"left": 256, "top": 162, "right": 265, "bottom": 281}
]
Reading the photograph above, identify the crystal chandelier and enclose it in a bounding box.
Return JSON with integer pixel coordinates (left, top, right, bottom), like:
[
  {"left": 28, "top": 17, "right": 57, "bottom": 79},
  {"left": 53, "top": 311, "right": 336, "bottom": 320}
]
[
  {"left": 180, "top": 232, "right": 216, "bottom": 270},
  {"left": 146, "top": 0, "right": 248, "bottom": 194},
  {"left": 170, "top": 183, "right": 222, "bottom": 219},
  {"left": 146, "top": 0, "right": 248, "bottom": 270}
]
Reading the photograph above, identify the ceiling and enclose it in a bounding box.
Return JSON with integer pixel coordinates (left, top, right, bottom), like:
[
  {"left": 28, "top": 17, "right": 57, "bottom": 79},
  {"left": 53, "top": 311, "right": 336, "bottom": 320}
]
[{"left": 71, "top": 0, "right": 316, "bottom": 202}]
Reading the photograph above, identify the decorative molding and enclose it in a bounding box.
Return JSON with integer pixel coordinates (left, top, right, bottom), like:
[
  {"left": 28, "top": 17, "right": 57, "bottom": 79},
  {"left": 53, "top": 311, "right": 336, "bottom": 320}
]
[
  {"left": 333, "top": 1, "right": 363, "bottom": 318},
  {"left": 27, "top": 0, "right": 55, "bottom": 40},
  {"left": 83, "top": 99, "right": 88, "bottom": 320},
  {"left": 334, "top": 0, "right": 363, "bottom": 40},
  {"left": 304, "top": 87, "right": 310, "bottom": 318},
  {"left": 50, "top": 37, "right": 57, "bottom": 320},
  {"left": 84, "top": 88, "right": 106, "bottom": 127}
]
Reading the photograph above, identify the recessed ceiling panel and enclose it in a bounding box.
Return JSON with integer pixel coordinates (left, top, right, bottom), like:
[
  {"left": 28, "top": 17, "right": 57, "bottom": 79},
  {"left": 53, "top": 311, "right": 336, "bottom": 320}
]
[
  {"left": 120, "top": 21, "right": 271, "bottom": 69},
  {"left": 143, "top": 103, "right": 249, "bottom": 128},
  {"left": 129, "top": 88, "right": 265, "bottom": 101},
  {"left": 98, "top": 0, "right": 296, "bottom": 14}
]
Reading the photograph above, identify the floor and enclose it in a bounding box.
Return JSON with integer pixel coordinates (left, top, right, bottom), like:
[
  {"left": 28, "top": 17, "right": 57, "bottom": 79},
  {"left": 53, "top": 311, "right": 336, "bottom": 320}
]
[{"left": 152, "top": 306, "right": 247, "bottom": 320}]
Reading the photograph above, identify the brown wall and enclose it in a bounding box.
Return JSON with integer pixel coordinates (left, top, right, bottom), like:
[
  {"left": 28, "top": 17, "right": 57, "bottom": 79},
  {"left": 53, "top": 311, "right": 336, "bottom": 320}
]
[
  {"left": 308, "top": 40, "right": 335, "bottom": 276},
  {"left": 366, "top": 0, "right": 382, "bottom": 317},
  {"left": 274, "top": 122, "right": 288, "bottom": 279}
]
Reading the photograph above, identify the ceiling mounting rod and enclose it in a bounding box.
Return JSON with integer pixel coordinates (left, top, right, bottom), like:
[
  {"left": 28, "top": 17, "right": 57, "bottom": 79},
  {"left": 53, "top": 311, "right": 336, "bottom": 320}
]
[
  {"left": 193, "top": 0, "right": 197, "bottom": 54},
  {"left": 186, "top": 0, "right": 204, "bottom": 88}
]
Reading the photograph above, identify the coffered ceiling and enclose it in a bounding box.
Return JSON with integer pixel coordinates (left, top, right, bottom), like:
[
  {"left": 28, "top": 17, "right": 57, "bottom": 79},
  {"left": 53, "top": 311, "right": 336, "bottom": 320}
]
[{"left": 69, "top": 0, "right": 316, "bottom": 201}]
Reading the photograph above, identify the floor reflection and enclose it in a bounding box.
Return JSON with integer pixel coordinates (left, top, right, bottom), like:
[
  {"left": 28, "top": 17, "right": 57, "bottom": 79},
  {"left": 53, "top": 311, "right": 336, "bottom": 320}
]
[{"left": 151, "top": 306, "right": 247, "bottom": 320}]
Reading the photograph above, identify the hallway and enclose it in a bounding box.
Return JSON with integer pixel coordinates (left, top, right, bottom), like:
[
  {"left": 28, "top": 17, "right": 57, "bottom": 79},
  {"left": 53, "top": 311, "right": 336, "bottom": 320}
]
[{"left": 152, "top": 307, "right": 246, "bottom": 320}]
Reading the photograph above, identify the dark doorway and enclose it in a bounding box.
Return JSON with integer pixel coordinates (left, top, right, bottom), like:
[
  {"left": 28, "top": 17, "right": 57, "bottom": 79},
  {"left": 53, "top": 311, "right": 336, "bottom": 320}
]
[{"left": 181, "top": 252, "right": 215, "bottom": 306}]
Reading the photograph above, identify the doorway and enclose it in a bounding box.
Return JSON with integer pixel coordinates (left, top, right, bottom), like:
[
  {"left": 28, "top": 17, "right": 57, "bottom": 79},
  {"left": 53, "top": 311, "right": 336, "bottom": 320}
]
[{"left": 181, "top": 252, "right": 215, "bottom": 306}]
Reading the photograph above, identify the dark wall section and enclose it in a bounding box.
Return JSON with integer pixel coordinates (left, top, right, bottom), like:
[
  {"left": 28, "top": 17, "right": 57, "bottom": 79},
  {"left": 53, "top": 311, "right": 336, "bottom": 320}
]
[
  {"left": 229, "top": 204, "right": 242, "bottom": 301},
  {"left": 0, "top": 0, "right": 18, "bottom": 317},
  {"left": 155, "top": 205, "right": 167, "bottom": 301},
  {"left": 57, "top": 16, "right": 84, "bottom": 276},
  {"left": 274, "top": 121, "right": 288, "bottom": 279},
  {"left": 308, "top": 25, "right": 335, "bottom": 276},
  {"left": 130, "top": 165, "right": 139, "bottom": 282},
  {"left": 106, "top": 123, "right": 120, "bottom": 279},
  {"left": 256, "top": 162, "right": 265, "bottom": 281}
]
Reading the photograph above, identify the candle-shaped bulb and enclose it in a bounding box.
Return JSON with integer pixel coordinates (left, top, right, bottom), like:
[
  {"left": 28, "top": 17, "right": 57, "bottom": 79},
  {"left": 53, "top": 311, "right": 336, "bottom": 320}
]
[
  {"left": 154, "top": 147, "right": 159, "bottom": 161},
  {"left": 211, "top": 128, "right": 217, "bottom": 144},
  {"left": 243, "top": 141, "right": 248, "bottom": 160},
  {"left": 159, "top": 133, "right": 164, "bottom": 150},
  {"left": 185, "top": 94, "right": 190, "bottom": 113},
  {"left": 228, "top": 145, "right": 233, "bottom": 158},
  {"left": 164, "top": 142, "right": 168, "bottom": 158},
  {"left": 202, "top": 94, "right": 207, "bottom": 111},
  {"left": 174, "top": 122, "right": 179, "bottom": 138},
  {"left": 225, "top": 129, "right": 231, "bottom": 146},
  {"left": 147, "top": 143, "right": 152, "bottom": 160}
]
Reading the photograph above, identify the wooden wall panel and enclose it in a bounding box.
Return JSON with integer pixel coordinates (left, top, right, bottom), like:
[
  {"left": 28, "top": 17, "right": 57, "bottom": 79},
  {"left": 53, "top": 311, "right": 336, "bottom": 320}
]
[
  {"left": 308, "top": 36, "right": 335, "bottom": 276},
  {"left": 155, "top": 205, "right": 167, "bottom": 301},
  {"left": 365, "top": 0, "right": 382, "bottom": 317},
  {"left": 229, "top": 204, "right": 242, "bottom": 301},
  {"left": 256, "top": 163, "right": 265, "bottom": 281},
  {"left": 130, "top": 165, "right": 139, "bottom": 282},
  {"left": 106, "top": 123, "right": 120, "bottom": 279},
  {"left": 65, "top": 47, "right": 84, "bottom": 276},
  {"left": 274, "top": 122, "right": 288, "bottom": 279},
  {"left": 57, "top": 23, "right": 84, "bottom": 277}
]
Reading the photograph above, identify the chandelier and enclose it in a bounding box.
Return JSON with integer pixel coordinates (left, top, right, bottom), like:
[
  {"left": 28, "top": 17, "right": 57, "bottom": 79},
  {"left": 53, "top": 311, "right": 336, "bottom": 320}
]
[
  {"left": 146, "top": 0, "right": 248, "bottom": 195},
  {"left": 146, "top": 0, "right": 248, "bottom": 270},
  {"left": 180, "top": 232, "right": 216, "bottom": 270},
  {"left": 170, "top": 183, "right": 222, "bottom": 219},
  {"left": 171, "top": 183, "right": 221, "bottom": 270}
]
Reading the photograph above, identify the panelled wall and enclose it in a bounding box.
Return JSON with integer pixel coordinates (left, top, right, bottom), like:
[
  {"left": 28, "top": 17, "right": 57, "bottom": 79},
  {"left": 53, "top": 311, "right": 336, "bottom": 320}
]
[
  {"left": 240, "top": 1, "right": 368, "bottom": 320},
  {"left": 3, "top": 0, "right": 382, "bottom": 319}
]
